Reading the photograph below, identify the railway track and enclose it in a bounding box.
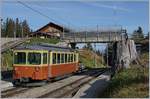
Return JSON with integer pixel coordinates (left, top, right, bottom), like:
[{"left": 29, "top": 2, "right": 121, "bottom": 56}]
[
  {"left": 1, "top": 68, "right": 108, "bottom": 98},
  {"left": 1, "top": 87, "right": 29, "bottom": 98},
  {"left": 1, "top": 37, "right": 30, "bottom": 53},
  {"left": 38, "top": 69, "right": 107, "bottom": 98}
]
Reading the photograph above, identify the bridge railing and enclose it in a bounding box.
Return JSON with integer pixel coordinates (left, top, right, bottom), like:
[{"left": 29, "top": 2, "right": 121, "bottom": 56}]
[{"left": 61, "top": 29, "right": 127, "bottom": 43}]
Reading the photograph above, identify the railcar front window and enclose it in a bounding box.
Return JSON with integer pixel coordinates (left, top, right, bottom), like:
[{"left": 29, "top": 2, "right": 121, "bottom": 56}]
[
  {"left": 14, "top": 52, "right": 26, "bottom": 64},
  {"left": 28, "top": 53, "right": 41, "bottom": 65}
]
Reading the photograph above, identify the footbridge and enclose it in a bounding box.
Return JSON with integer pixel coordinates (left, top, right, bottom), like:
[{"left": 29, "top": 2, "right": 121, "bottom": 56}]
[
  {"left": 59, "top": 26, "right": 136, "bottom": 70},
  {"left": 61, "top": 28, "right": 127, "bottom": 43}
]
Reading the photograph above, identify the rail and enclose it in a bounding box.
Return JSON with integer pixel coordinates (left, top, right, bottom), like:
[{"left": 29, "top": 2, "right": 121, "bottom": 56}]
[
  {"left": 1, "top": 68, "right": 109, "bottom": 98},
  {"left": 1, "top": 37, "right": 30, "bottom": 53},
  {"left": 38, "top": 68, "right": 108, "bottom": 98}
]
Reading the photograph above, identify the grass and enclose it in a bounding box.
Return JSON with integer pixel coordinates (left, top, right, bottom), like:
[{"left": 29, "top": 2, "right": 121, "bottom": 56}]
[
  {"left": 139, "top": 52, "right": 149, "bottom": 66},
  {"left": 1, "top": 49, "right": 13, "bottom": 71},
  {"left": 23, "top": 37, "right": 60, "bottom": 45},
  {"left": 79, "top": 49, "right": 106, "bottom": 68},
  {"left": 100, "top": 52, "right": 149, "bottom": 98}
]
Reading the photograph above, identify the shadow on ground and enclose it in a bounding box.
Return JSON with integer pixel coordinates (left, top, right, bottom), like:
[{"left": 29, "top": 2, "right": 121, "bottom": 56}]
[{"left": 1, "top": 70, "right": 13, "bottom": 82}]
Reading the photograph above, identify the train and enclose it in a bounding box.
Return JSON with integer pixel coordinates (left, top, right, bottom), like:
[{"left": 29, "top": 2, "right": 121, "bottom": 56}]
[{"left": 12, "top": 44, "right": 81, "bottom": 85}]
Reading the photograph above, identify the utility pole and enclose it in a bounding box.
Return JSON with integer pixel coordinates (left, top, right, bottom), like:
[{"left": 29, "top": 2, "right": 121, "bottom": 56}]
[
  {"left": 94, "top": 43, "right": 97, "bottom": 68},
  {"left": 101, "top": 49, "right": 104, "bottom": 66},
  {"left": 107, "top": 43, "right": 109, "bottom": 67},
  {"left": 62, "top": 25, "right": 64, "bottom": 40},
  {"left": 97, "top": 24, "right": 99, "bottom": 41},
  {"left": 21, "top": 26, "right": 23, "bottom": 38},
  {"left": 1, "top": 18, "right": 3, "bottom": 37},
  {"left": 97, "top": 24, "right": 98, "bottom": 32}
]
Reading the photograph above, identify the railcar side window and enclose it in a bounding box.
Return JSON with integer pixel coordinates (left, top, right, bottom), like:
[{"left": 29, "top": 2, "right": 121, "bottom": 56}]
[
  {"left": 43, "top": 53, "right": 47, "bottom": 64},
  {"left": 71, "top": 54, "right": 73, "bottom": 62},
  {"left": 65, "top": 53, "right": 67, "bottom": 63},
  {"left": 61, "top": 53, "right": 65, "bottom": 63},
  {"left": 74, "top": 54, "right": 76, "bottom": 62},
  {"left": 57, "top": 53, "right": 61, "bottom": 64},
  {"left": 14, "top": 52, "right": 26, "bottom": 64},
  {"left": 52, "top": 53, "right": 56, "bottom": 64},
  {"left": 28, "top": 53, "right": 41, "bottom": 65},
  {"left": 68, "top": 54, "right": 71, "bottom": 62}
]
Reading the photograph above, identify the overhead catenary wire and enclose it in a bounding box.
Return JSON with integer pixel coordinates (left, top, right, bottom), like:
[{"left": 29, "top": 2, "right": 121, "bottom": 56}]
[
  {"left": 16, "top": 0, "right": 66, "bottom": 26},
  {"left": 16, "top": 0, "right": 78, "bottom": 36},
  {"left": 25, "top": 2, "right": 75, "bottom": 28}
]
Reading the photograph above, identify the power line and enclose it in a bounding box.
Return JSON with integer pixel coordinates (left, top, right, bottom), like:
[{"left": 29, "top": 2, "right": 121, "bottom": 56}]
[
  {"left": 16, "top": 0, "right": 63, "bottom": 25},
  {"left": 26, "top": 3, "right": 75, "bottom": 28}
]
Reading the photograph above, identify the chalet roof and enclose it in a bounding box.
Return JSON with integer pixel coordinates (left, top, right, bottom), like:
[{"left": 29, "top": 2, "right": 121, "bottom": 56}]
[{"left": 36, "top": 22, "right": 70, "bottom": 32}]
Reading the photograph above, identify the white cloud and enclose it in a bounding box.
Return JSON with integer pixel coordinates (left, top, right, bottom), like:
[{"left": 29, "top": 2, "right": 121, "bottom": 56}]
[{"left": 80, "top": 1, "right": 131, "bottom": 12}]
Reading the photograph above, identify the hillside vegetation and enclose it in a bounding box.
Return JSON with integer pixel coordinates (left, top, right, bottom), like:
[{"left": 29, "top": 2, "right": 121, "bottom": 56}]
[
  {"left": 101, "top": 66, "right": 149, "bottom": 98},
  {"left": 100, "top": 38, "right": 149, "bottom": 98},
  {"left": 79, "top": 49, "right": 106, "bottom": 68},
  {"left": 23, "top": 37, "right": 60, "bottom": 45}
]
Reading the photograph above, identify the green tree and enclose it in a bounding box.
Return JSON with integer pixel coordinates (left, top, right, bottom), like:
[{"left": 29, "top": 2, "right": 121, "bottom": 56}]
[
  {"left": 1, "top": 18, "right": 31, "bottom": 37},
  {"left": 15, "top": 18, "right": 22, "bottom": 37},
  {"left": 145, "top": 32, "right": 149, "bottom": 39},
  {"left": 1, "top": 19, "right": 6, "bottom": 37},
  {"left": 132, "top": 26, "right": 144, "bottom": 39},
  {"left": 6, "top": 18, "right": 15, "bottom": 37},
  {"left": 22, "top": 20, "right": 30, "bottom": 37},
  {"left": 5, "top": 18, "right": 9, "bottom": 37}
]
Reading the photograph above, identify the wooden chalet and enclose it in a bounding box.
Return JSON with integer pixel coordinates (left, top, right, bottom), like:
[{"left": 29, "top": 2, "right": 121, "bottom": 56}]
[{"left": 30, "top": 22, "right": 70, "bottom": 39}]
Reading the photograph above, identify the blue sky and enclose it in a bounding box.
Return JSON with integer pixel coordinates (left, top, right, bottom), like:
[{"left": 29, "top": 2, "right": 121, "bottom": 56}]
[
  {"left": 2, "top": 0, "right": 149, "bottom": 34},
  {"left": 1, "top": 0, "right": 149, "bottom": 50}
]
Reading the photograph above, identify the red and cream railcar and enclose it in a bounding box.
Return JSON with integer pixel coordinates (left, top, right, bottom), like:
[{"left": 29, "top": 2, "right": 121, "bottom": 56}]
[{"left": 13, "top": 44, "right": 79, "bottom": 84}]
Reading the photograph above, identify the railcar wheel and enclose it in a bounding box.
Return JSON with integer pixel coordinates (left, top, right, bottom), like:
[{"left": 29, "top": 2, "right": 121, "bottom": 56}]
[
  {"left": 12, "top": 79, "right": 20, "bottom": 86},
  {"left": 23, "top": 80, "right": 47, "bottom": 87}
]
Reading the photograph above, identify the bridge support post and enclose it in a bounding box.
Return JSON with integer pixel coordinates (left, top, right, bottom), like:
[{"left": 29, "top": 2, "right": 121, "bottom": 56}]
[
  {"left": 111, "top": 41, "right": 118, "bottom": 75},
  {"left": 70, "top": 43, "right": 76, "bottom": 49}
]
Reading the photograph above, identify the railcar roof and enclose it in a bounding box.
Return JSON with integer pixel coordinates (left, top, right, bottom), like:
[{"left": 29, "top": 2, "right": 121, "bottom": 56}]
[{"left": 14, "top": 44, "right": 74, "bottom": 52}]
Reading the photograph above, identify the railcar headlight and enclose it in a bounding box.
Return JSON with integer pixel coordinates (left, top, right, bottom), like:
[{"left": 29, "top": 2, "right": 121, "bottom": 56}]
[{"left": 15, "top": 68, "right": 18, "bottom": 71}]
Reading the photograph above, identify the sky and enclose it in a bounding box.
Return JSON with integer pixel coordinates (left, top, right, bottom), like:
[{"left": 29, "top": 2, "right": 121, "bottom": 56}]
[{"left": 1, "top": 0, "right": 149, "bottom": 50}]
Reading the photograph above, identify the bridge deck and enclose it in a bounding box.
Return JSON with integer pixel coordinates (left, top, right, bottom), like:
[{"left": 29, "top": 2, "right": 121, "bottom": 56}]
[{"left": 62, "top": 29, "right": 127, "bottom": 43}]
